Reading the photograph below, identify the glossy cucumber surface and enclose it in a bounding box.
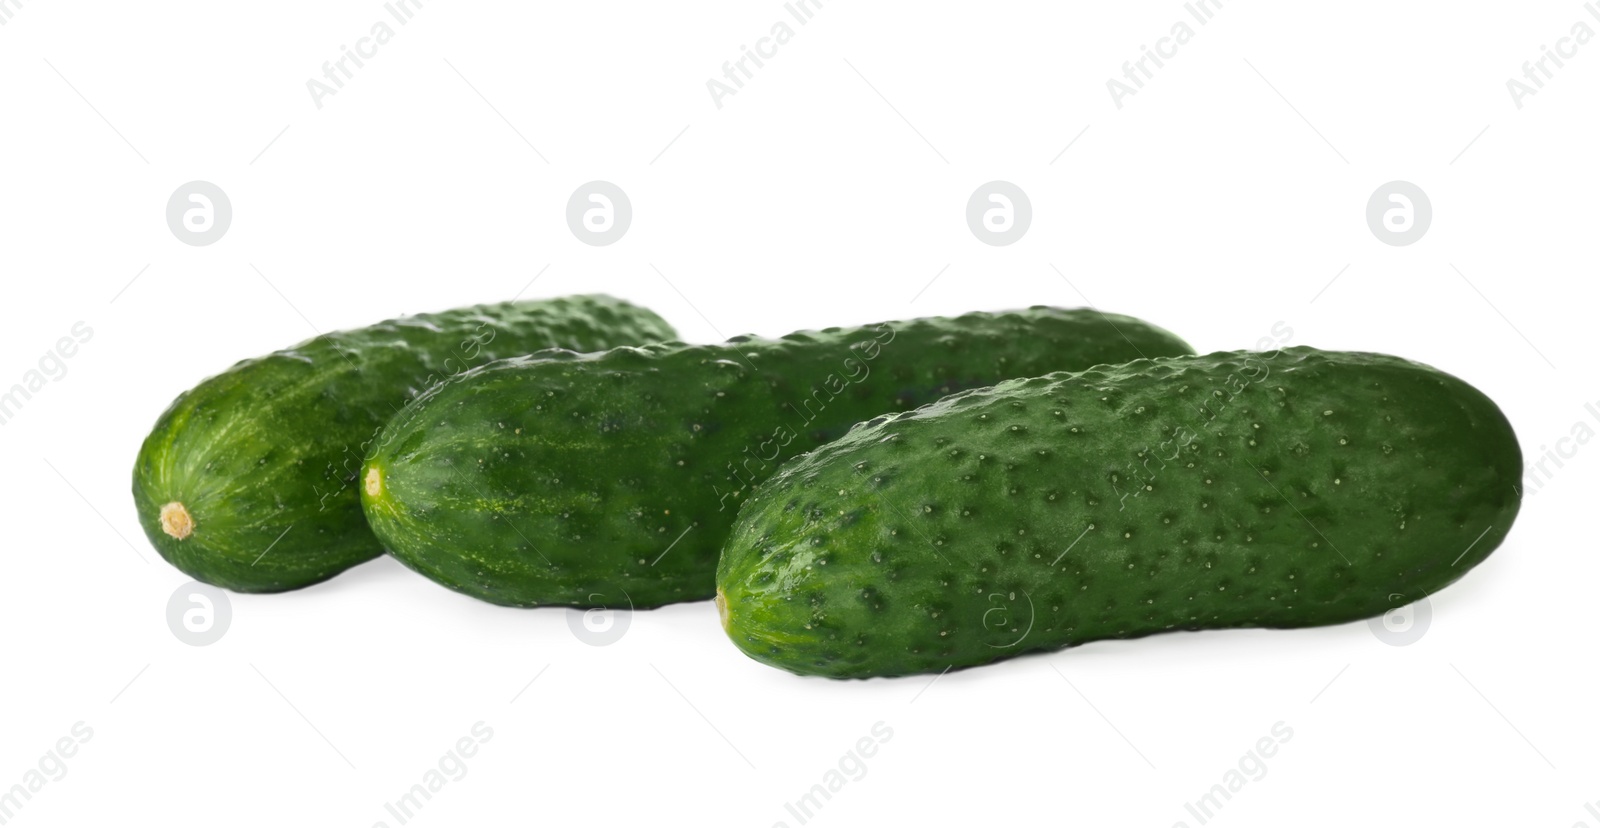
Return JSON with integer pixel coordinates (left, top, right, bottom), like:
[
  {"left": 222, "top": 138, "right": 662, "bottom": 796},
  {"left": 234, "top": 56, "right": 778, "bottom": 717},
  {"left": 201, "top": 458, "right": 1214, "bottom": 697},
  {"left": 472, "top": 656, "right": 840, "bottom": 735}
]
[
  {"left": 716, "top": 347, "right": 1522, "bottom": 678},
  {"left": 133, "top": 295, "right": 677, "bottom": 592},
  {"left": 362, "top": 307, "right": 1195, "bottom": 609}
]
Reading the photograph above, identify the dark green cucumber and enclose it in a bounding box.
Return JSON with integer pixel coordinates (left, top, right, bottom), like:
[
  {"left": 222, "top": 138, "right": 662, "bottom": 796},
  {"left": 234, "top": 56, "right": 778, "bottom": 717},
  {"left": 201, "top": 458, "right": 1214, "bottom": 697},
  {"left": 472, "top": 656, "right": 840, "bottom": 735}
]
[
  {"left": 361, "top": 307, "right": 1194, "bottom": 609},
  {"left": 132, "top": 295, "right": 676, "bottom": 592},
  {"left": 716, "top": 347, "right": 1522, "bottom": 678}
]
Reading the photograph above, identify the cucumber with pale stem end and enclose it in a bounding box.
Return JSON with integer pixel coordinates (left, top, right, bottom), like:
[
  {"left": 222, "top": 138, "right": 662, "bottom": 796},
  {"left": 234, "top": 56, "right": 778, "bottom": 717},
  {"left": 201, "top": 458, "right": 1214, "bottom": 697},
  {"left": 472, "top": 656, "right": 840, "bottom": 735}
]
[
  {"left": 360, "top": 306, "right": 1195, "bottom": 609},
  {"left": 132, "top": 294, "right": 676, "bottom": 592},
  {"left": 716, "top": 347, "right": 1522, "bottom": 678}
]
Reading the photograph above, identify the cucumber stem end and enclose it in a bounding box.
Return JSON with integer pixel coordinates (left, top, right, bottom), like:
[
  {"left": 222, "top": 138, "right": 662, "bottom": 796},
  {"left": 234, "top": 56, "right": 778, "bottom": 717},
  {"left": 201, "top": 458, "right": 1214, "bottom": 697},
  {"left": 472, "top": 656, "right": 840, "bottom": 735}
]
[{"left": 159, "top": 502, "right": 194, "bottom": 540}]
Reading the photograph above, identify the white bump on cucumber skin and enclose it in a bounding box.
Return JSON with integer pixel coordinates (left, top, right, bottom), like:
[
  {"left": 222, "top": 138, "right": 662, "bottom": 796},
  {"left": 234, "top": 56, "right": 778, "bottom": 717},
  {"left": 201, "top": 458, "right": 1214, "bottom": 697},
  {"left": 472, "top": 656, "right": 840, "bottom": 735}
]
[{"left": 159, "top": 502, "right": 195, "bottom": 540}]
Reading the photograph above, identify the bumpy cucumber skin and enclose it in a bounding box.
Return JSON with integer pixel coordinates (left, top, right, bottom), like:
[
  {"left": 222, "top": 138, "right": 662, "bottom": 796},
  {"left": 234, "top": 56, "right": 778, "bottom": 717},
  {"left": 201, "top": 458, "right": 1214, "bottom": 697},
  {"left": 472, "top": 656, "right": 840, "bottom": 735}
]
[
  {"left": 132, "top": 295, "right": 676, "bottom": 592},
  {"left": 717, "top": 347, "right": 1522, "bottom": 678},
  {"left": 361, "top": 307, "right": 1195, "bottom": 609}
]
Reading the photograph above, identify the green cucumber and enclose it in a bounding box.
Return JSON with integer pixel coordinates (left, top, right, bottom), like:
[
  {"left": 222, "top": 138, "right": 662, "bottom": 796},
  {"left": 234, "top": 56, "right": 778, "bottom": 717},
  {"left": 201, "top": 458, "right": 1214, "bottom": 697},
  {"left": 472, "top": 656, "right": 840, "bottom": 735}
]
[
  {"left": 360, "top": 307, "right": 1194, "bottom": 609},
  {"left": 132, "top": 295, "right": 676, "bottom": 592},
  {"left": 716, "top": 347, "right": 1522, "bottom": 678}
]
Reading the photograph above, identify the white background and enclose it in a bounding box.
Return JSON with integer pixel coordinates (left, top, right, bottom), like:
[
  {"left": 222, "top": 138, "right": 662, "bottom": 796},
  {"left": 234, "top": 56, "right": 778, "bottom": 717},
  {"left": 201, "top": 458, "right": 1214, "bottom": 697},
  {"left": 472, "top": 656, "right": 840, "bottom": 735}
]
[{"left": 2, "top": 1, "right": 1597, "bottom": 825}]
